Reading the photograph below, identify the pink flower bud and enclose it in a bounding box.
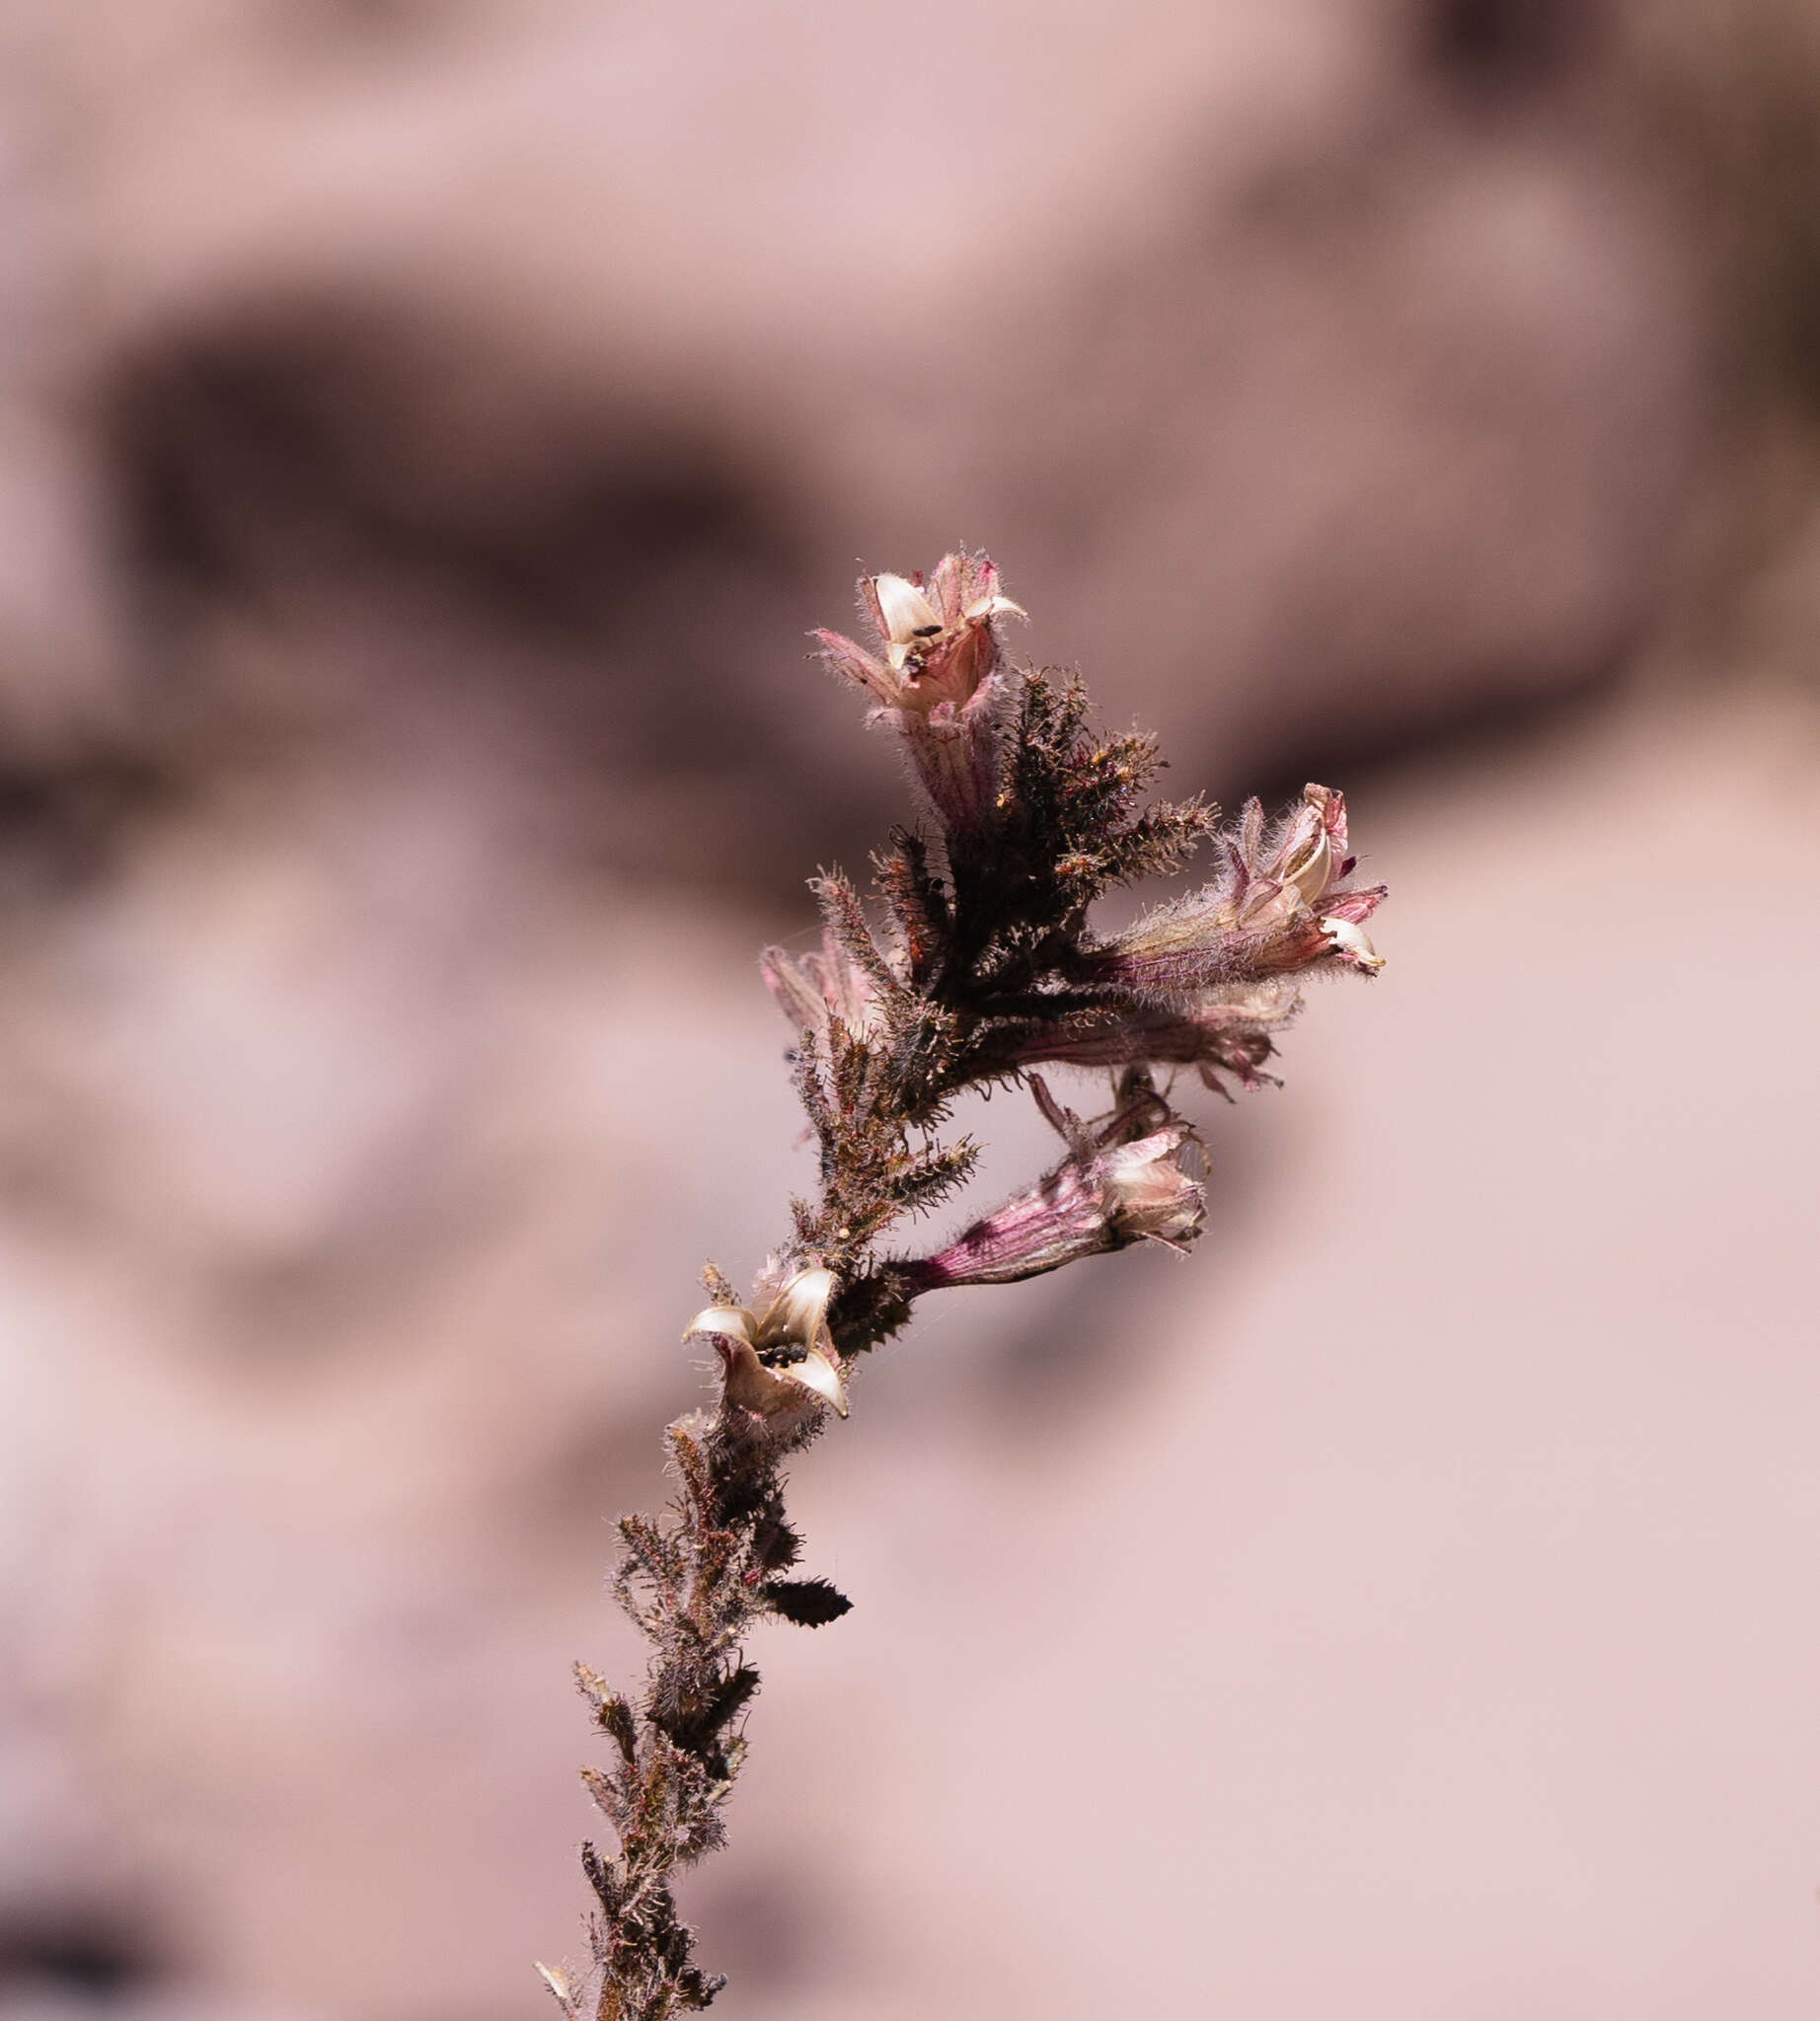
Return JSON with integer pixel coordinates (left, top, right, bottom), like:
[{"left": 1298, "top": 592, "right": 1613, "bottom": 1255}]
[{"left": 759, "top": 931, "right": 885, "bottom": 1042}]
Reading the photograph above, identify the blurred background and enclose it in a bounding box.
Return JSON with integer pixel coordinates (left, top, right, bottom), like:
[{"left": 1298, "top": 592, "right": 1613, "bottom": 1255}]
[{"left": 2, "top": 2, "right": 1819, "bottom": 2017}]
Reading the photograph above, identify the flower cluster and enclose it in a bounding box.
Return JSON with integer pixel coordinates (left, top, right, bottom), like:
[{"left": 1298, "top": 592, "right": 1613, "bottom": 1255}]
[
  {"left": 666, "top": 545, "right": 1389, "bottom": 1491},
  {"left": 553, "top": 551, "right": 1386, "bottom": 2021}
]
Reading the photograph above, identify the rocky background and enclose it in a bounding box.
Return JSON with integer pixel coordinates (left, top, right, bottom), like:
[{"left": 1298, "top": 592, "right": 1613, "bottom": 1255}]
[{"left": 2, "top": 3, "right": 1819, "bottom": 2017}]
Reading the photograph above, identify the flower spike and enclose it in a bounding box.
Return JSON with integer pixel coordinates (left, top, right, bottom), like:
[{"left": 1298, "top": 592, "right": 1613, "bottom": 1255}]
[{"left": 564, "top": 550, "right": 1384, "bottom": 2021}]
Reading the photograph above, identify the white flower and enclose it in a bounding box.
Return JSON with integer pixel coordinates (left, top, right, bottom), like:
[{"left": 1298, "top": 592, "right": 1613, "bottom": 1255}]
[{"left": 1319, "top": 915, "right": 1385, "bottom": 973}]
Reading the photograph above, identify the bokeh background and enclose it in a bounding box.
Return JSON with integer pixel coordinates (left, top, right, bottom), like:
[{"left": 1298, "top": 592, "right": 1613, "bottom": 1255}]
[{"left": 3, "top": 3, "right": 1820, "bottom": 2017}]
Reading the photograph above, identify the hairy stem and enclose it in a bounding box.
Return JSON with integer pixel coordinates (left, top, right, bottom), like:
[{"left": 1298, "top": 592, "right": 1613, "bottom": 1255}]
[{"left": 539, "top": 552, "right": 1386, "bottom": 2016}]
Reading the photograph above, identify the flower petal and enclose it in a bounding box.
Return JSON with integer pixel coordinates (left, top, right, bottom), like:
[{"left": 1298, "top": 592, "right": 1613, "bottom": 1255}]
[
  {"left": 683, "top": 1305, "right": 758, "bottom": 1345},
  {"left": 872, "top": 572, "right": 944, "bottom": 644},
  {"left": 814, "top": 627, "right": 901, "bottom": 707},
  {"left": 755, "top": 1266, "right": 836, "bottom": 1350},
  {"left": 782, "top": 1349, "right": 849, "bottom": 1418},
  {"left": 1320, "top": 915, "right": 1385, "bottom": 972}
]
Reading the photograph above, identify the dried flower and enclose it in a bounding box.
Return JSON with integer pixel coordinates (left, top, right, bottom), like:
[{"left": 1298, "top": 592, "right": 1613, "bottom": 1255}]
[
  {"left": 898, "top": 1074, "right": 1204, "bottom": 1293},
  {"left": 684, "top": 1266, "right": 849, "bottom": 1420}
]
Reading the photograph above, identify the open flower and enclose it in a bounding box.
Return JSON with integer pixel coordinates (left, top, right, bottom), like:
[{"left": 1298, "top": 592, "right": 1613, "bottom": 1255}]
[
  {"left": 897, "top": 1075, "right": 1203, "bottom": 1293},
  {"left": 684, "top": 1266, "right": 849, "bottom": 1422},
  {"left": 1077, "top": 784, "right": 1386, "bottom": 999},
  {"left": 815, "top": 552, "right": 1024, "bottom": 714},
  {"left": 815, "top": 553, "right": 1026, "bottom": 840}
]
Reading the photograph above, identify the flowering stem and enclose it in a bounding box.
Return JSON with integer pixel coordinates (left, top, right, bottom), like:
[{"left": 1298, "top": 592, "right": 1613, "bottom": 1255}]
[{"left": 540, "top": 554, "right": 1386, "bottom": 2017}]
